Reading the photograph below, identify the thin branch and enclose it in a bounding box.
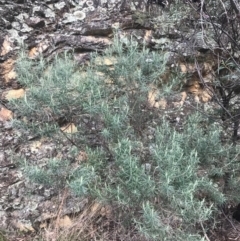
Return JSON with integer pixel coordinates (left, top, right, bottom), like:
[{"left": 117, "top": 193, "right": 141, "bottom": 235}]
[{"left": 200, "top": 221, "right": 211, "bottom": 241}]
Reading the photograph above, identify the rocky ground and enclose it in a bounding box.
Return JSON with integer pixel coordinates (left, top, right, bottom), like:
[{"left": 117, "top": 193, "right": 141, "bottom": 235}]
[{"left": 1, "top": 0, "right": 240, "bottom": 240}]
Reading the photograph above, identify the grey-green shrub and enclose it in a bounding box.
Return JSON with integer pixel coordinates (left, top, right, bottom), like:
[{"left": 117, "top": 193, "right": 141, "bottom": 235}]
[{"left": 13, "top": 35, "right": 240, "bottom": 241}]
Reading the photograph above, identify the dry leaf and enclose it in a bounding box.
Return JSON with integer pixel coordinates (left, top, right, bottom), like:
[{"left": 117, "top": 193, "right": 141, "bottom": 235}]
[
  {"left": 60, "top": 123, "right": 78, "bottom": 133},
  {"left": 100, "top": 205, "right": 112, "bottom": 218},
  {"left": 174, "top": 91, "right": 187, "bottom": 107},
  {"left": 194, "top": 95, "right": 200, "bottom": 103},
  {"left": 0, "top": 58, "right": 16, "bottom": 83},
  {"left": 28, "top": 41, "right": 49, "bottom": 59},
  {"left": 202, "top": 62, "right": 213, "bottom": 73},
  {"left": 200, "top": 89, "right": 212, "bottom": 102},
  {"left": 95, "top": 56, "right": 117, "bottom": 66},
  {"left": 179, "top": 62, "right": 213, "bottom": 74},
  {"left": 179, "top": 91, "right": 187, "bottom": 106},
  {"left": 58, "top": 215, "right": 72, "bottom": 228},
  {"left": 3, "top": 89, "right": 25, "bottom": 100},
  {"left": 155, "top": 98, "right": 167, "bottom": 109},
  {"left": 148, "top": 88, "right": 158, "bottom": 107},
  {"left": 76, "top": 151, "right": 88, "bottom": 162},
  {"left": 144, "top": 30, "right": 152, "bottom": 43},
  {"left": 187, "top": 83, "right": 200, "bottom": 94},
  {"left": 39, "top": 222, "right": 47, "bottom": 229},
  {"left": 148, "top": 88, "right": 167, "bottom": 109},
  {"left": 30, "top": 141, "right": 42, "bottom": 153},
  {"left": 0, "top": 58, "right": 15, "bottom": 75},
  {"left": 0, "top": 107, "right": 13, "bottom": 121},
  {"left": 28, "top": 47, "right": 38, "bottom": 58},
  {"left": 179, "top": 63, "right": 196, "bottom": 73},
  {"left": 0, "top": 37, "right": 12, "bottom": 56},
  {"left": 81, "top": 36, "right": 111, "bottom": 46},
  {"left": 13, "top": 221, "right": 35, "bottom": 232},
  {"left": 5, "top": 69, "right": 17, "bottom": 82},
  {"left": 203, "top": 72, "right": 214, "bottom": 83},
  {"left": 90, "top": 202, "right": 101, "bottom": 213}
]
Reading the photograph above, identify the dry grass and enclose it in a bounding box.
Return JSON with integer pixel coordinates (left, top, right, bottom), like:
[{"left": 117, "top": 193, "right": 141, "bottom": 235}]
[{"left": 35, "top": 190, "right": 148, "bottom": 241}]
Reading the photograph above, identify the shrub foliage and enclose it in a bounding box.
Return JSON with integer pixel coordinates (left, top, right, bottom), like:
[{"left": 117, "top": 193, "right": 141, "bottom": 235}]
[{"left": 12, "top": 35, "right": 240, "bottom": 240}]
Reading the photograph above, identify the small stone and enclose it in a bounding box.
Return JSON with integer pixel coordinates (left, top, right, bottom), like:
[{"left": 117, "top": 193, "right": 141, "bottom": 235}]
[
  {"left": 148, "top": 135, "right": 153, "bottom": 140},
  {"left": 44, "top": 8, "right": 55, "bottom": 18},
  {"left": 73, "top": 11, "right": 86, "bottom": 20},
  {"left": 54, "top": 2, "right": 66, "bottom": 9}
]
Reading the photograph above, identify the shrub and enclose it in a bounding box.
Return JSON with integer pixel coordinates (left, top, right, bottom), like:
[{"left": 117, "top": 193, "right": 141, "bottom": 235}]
[
  {"left": 22, "top": 159, "right": 70, "bottom": 189},
  {"left": 12, "top": 34, "right": 240, "bottom": 240}
]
